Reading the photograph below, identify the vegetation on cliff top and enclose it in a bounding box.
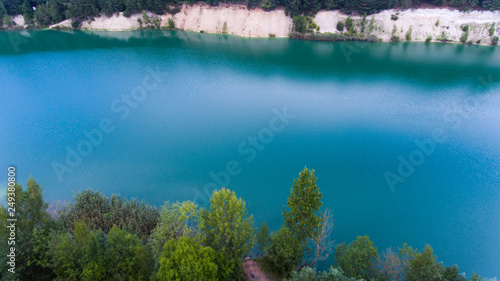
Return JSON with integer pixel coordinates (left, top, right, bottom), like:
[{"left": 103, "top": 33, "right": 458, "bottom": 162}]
[{"left": 1, "top": 0, "right": 500, "bottom": 29}]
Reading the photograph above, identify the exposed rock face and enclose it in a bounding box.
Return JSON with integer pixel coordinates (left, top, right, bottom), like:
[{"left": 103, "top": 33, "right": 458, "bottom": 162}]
[
  {"left": 315, "top": 9, "right": 500, "bottom": 43},
  {"left": 47, "top": 6, "right": 499, "bottom": 44},
  {"left": 172, "top": 4, "right": 292, "bottom": 37}
]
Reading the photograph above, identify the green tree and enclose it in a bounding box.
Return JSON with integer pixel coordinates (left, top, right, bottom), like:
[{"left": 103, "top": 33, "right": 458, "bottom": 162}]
[
  {"left": 345, "top": 16, "right": 353, "bottom": 30},
  {"left": 406, "top": 244, "right": 441, "bottom": 281},
  {"left": 470, "top": 273, "right": 489, "bottom": 281},
  {"left": 492, "top": 36, "right": 499, "bottom": 45},
  {"left": 283, "top": 167, "right": 323, "bottom": 249},
  {"left": 261, "top": 0, "right": 274, "bottom": 9},
  {"left": 335, "top": 235, "right": 379, "bottom": 280},
  {"left": 264, "top": 225, "right": 303, "bottom": 276},
  {"left": 48, "top": 231, "right": 82, "bottom": 280},
  {"left": 149, "top": 201, "right": 201, "bottom": 260},
  {"left": 155, "top": 236, "right": 218, "bottom": 281},
  {"left": 442, "top": 264, "right": 462, "bottom": 281},
  {"left": 105, "top": 226, "right": 154, "bottom": 280},
  {"left": 337, "top": 20, "right": 345, "bottom": 31},
  {"left": 256, "top": 220, "right": 271, "bottom": 255},
  {"left": 49, "top": 221, "right": 153, "bottom": 281},
  {"left": 201, "top": 188, "right": 255, "bottom": 280},
  {"left": 292, "top": 15, "right": 307, "bottom": 33},
  {"left": 406, "top": 25, "right": 413, "bottom": 41},
  {"left": 0, "top": 178, "right": 55, "bottom": 280},
  {"left": 60, "top": 189, "right": 159, "bottom": 239},
  {"left": 360, "top": 13, "right": 367, "bottom": 33}
]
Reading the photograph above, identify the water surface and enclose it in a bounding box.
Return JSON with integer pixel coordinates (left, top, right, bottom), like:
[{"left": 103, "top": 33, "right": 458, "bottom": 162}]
[{"left": 0, "top": 30, "right": 499, "bottom": 277}]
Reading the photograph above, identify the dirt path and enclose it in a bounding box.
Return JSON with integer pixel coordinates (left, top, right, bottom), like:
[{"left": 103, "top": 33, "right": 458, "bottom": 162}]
[{"left": 243, "top": 260, "right": 280, "bottom": 281}]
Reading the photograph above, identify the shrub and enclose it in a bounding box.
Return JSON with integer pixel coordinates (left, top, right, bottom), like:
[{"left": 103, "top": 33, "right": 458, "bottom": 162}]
[
  {"left": 391, "top": 14, "right": 398, "bottom": 21},
  {"left": 391, "top": 25, "right": 399, "bottom": 42},
  {"left": 222, "top": 21, "right": 227, "bottom": 33},
  {"left": 405, "top": 26, "right": 412, "bottom": 41},
  {"left": 293, "top": 15, "right": 307, "bottom": 33},
  {"left": 335, "top": 236, "right": 379, "bottom": 280},
  {"left": 345, "top": 17, "right": 353, "bottom": 30},
  {"left": 71, "top": 18, "right": 82, "bottom": 29},
  {"left": 285, "top": 266, "right": 362, "bottom": 281},
  {"left": 337, "top": 20, "right": 345, "bottom": 31},
  {"left": 264, "top": 226, "right": 303, "bottom": 277},
  {"left": 460, "top": 30, "right": 469, "bottom": 43},
  {"left": 360, "top": 13, "right": 367, "bottom": 33},
  {"left": 3, "top": 15, "right": 14, "bottom": 28},
  {"left": 156, "top": 236, "right": 218, "bottom": 281},
  {"left": 367, "top": 17, "right": 376, "bottom": 35},
  {"left": 489, "top": 23, "right": 495, "bottom": 36},
  {"left": 461, "top": 24, "right": 469, "bottom": 32},
  {"left": 269, "top": 33, "right": 276, "bottom": 37},
  {"left": 437, "top": 31, "right": 449, "bottom": 42},
  {"left": 435, "top": 19, "right": 440, "bottom": 27},
  {"left": 261, "top": 0, "right": 273, "bottom": 9},
  {"left": 492, "top": 36, "right": 499, "bottom": 45},
  {"left": 167, "top": 18, "right": 175, "bottom": 29},
  {"left": 426, "top": 35, "right": 432, "bottom": 42}
]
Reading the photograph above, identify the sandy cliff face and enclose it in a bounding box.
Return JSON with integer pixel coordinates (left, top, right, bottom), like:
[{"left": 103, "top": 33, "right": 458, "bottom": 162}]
[
  {"left": 50, "top": 4, "right": 292, "bottom": 37},
  {"left": 172, "top": 4, "right": 292, "bottom": 37},
  {"left": 315, "top": 9, "right": 500, "bottom": 43},
  {"left": 48, "top": 6, "right": 499, "bottom": 44}
]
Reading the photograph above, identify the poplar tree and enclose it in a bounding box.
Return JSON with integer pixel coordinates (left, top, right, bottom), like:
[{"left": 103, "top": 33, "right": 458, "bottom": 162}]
[{"left": 283, "top": 167, "right": 323, "bottom": 248}]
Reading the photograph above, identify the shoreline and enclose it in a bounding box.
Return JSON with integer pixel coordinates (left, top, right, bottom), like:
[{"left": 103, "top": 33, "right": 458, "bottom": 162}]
[{"left": 6, "top": 4, "right": 500, "bottom": 45}]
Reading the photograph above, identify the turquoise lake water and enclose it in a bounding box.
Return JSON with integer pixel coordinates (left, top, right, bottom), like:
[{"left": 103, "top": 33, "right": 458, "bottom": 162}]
[{"left": 0, "top": 30, "right": 499, "bottom": 277}]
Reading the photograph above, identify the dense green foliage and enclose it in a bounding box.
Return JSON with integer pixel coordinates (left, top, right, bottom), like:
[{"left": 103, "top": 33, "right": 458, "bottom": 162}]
[
  {"left": 285, "top": 266, "right": 362, "bottom": 281},
  {"left": 49, "top": 223, "right": 154, "bottom": 280},
  {"left": 256, "top": 220, "right": 271, "bottom": 255},
  {"left": 59, "top": 189, "right": 159, "bottom": 239},
  {"left": 201, "top": 188, "right": 255, "bottom": 280},
  {"left": 0, "top": 175, "right": 495, "bottom": 281},
  {"left": 156, "top": 236, "right": 218, "bottom": 281},
  {"left": 2, "top": 0, "right": 500, "bottom": 28},
  {"left": 148, "top": 200, "right": 201, "bottom": 260},
  {"left": 0, "top": 178, "right": 55, "bottom": 281},
  {"left": 335, "top": 235, "right": 379, "bottom": 280},
  {"left": 263, "top": 225, "right": 303, "bottom": 276},
  {"left": 283, "top": 167, "right": 323, "bottom": 248}
]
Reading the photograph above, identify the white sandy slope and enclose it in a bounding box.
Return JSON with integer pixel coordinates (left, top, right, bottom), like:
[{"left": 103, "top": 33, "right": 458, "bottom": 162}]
[
  {"left": 315, "top": 8, "right": 500, "bottom": 43},
  {"left": 49, "top": 6, "right": 499, "bottom": 43},
  {"left": 12, "top": 15, "right": 26, "bottom": 27},
  {"left": 50, "top": 4, "right": 291, "bottom": 37},
  {"left": 173, "top": 4, "right": 291, "bottom": 37}
]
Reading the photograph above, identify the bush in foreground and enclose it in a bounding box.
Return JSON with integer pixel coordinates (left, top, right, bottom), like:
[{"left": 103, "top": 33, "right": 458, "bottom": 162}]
[
  {"left": 156, "top": 236, "right": 218, "bottom": 281},
  {"left": 263, "top": 226, "right": 303, "bottom": 277}
]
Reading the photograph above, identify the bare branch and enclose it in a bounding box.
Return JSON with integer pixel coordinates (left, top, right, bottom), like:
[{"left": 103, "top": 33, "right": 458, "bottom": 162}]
[{"left": 301, "top": 208, "right": 335, "bottom": 269}]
